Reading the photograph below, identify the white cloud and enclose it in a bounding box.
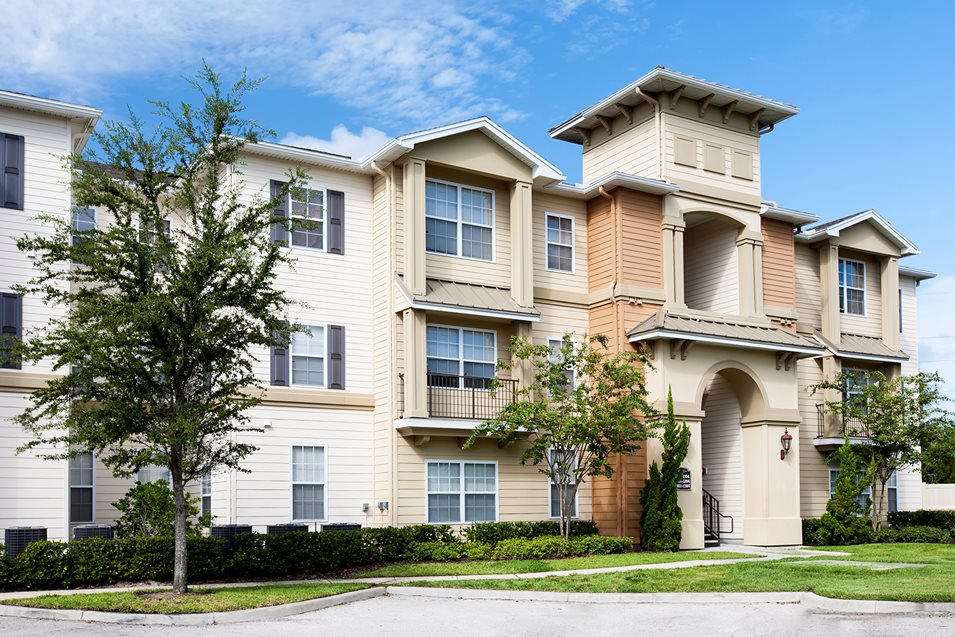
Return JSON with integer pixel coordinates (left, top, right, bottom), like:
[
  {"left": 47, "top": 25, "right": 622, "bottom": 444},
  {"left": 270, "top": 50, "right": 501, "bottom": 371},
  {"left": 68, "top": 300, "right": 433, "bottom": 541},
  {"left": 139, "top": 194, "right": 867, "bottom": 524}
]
[
  {"left": 280, "top": 126, "right": 392, "bottom": 161},
  {"left": 2, "top": 0, "right": 527, "bottom": 127}
]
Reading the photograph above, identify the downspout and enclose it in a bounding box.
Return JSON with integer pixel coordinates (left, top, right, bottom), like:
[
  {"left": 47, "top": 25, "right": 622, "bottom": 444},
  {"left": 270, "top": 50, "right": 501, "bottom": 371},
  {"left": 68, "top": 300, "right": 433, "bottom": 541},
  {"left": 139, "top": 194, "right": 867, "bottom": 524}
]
[
  {"left": 635, "top": 88, "right": 663, "bottom": 180},
  {"left": 371, "top": 160, "right": 397, "bottom": 527},
  {"left": 758, "top": 123, "right": 775, "bottom": 136}
]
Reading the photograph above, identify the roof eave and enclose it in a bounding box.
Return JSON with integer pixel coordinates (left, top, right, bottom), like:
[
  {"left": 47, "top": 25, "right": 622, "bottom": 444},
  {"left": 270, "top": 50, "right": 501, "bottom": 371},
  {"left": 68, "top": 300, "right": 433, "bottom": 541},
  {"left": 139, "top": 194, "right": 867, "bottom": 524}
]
[
  {"left": 628, "top": 329, "right": 824, "bottom": 356},
  {"left": 759, "top": 204, "right": 820, "bottom": 226},
  {"left": 541, "top": 171, "right": 680, "bottom": 199}
]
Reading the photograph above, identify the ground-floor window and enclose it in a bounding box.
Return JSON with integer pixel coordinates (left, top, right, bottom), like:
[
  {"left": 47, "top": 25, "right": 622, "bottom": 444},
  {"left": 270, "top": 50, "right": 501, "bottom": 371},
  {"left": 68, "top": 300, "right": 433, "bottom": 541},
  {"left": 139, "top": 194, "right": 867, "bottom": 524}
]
[
  {"left": 201, "top": 472, "right": 212, "bottom": 518},
  {"left": 137, "top": 464, "right": 171, "bottom": 485},
  {"left": 69, "top": 452, "right": 94, "bottom": 525},
  {"left": 426, "top": 460, "right": 497, "bottom": 523},
  {"left": 291, "top": 445, "right": 326, "bottom": 521},
  {"left": 549, "top": 449, "right": 578, "bottom": 519},
  {"left": 829, "top": 468, "right": 897, "bottom": 512}
]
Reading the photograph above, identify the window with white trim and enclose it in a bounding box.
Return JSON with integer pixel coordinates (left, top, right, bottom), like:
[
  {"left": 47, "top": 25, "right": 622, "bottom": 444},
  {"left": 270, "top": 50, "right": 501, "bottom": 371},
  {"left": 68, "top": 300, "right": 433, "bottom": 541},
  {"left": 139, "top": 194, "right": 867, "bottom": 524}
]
[
  {"left": 426, "top": 325, "right": 496, "bottom": 388},
  {"left": 549, "top": 449, "right": 578, "bottom": 519},
  {"left": 545, "top": 214, "right": 574, "bottom": 272},
  {"left": 70, "top": 452, "right": 95, "bottom": 525},
  {"left": 137, "top": 215, "right": 171, "bottom": 245},
  {"left": 547, "top": 337, "right": 576, "bottom": 391},
  {"left": 137, "top": 464, "right": 171, "bottom": 485},
  {"left": 838, "top": 259, "right": 866, "bottom": 315},
  {"left": 200, "top": 473, "right": 212, "bottom": 518},
  {"left": 829, "top": 467, "right": 871, "bottom": 513},
  {"left": 291, "top": 445, "right": 326, "bottom": 521},
  {"left": 426, "top": 461, "right": 497, "bottom": 523},
  {"left": 425, "top": 179, "right": 494, "bottom": 261},
  {"left": 291, "top": 325, "right": 325, "bottom": 387},
  {"left": 72, "top": 206, "right": 95, "bottom": 246},
  {"left": 829, "top": 468, "right": 897, "bottom": 513},
  {"left": 842, "top": 368, "right": 869, "bottom": 406},
  {"left": 289, "top": 185, "right": 324, "bottom": 250}
]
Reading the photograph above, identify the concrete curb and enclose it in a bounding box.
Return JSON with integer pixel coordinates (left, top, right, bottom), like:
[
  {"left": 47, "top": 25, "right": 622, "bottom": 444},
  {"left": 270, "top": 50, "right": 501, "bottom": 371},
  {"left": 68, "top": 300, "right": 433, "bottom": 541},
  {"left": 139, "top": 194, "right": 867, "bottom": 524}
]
[
  {"left": 0, "top": 586, "right": 386, "bottom": 625},
  {"left": 800, "top": 592, "right": 955, "bottom": 615}
]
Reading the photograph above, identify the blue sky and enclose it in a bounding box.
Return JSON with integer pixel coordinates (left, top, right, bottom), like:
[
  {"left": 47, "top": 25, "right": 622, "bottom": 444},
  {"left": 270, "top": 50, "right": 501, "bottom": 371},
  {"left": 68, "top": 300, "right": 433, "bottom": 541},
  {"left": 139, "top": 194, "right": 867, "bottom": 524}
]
[{"left": 5, "top": 0, "right": 954, "bottom": 388}]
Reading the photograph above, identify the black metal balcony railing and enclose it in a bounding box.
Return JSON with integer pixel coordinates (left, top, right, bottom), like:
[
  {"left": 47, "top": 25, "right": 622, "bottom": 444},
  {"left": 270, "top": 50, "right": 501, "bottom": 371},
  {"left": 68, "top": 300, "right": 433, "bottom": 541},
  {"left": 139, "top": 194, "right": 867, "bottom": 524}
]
[
  {"left": 816, "top": 403, "right": 870, "bottom": 438},
  {"left": 398, "top": 373, "right": 518, "bottom": 420}
]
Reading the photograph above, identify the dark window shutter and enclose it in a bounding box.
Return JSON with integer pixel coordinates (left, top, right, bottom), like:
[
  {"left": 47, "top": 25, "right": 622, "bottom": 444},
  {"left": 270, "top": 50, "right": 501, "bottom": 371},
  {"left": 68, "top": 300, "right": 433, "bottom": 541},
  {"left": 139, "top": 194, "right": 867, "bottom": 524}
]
[
  {"left": 270, "top": 180, "right": 288, "bottom": 245},
  {"left": 327, "top": 190, "right": 345, "bottom": 255},
  {"left": 0, "top": 293, "right": 22, "bottom": 370},
  {"left": 1, "top": 133, "right": 25, "bottom": 210},
  {"left": 270, "top": 325, "right": 289, "bottom": 386},
  {"left": 328, "top": 325, "right": 345, "bottom": 390}
]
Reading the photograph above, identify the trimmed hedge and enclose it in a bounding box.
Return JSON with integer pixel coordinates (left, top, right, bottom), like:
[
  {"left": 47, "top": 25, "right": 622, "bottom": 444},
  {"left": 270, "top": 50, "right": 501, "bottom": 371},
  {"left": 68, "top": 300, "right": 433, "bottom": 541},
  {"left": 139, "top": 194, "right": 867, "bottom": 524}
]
[
  {"left": 873, "top": 526, "right": 952, "bottom": 544},
  {"left": 802, "top": 518, "right": 822, "bottom": 546},
  {"left": 887, "top": 510, "right": 955, "bottom": 532},
  {"left": 409, "top": 541, "right": 495, "bottom": 562},
  {"left": 462, "top": 520, "right": 600, "bottom": 544},
  {"left": 491, "top": 535, "right": 633, "bottom": 561}
]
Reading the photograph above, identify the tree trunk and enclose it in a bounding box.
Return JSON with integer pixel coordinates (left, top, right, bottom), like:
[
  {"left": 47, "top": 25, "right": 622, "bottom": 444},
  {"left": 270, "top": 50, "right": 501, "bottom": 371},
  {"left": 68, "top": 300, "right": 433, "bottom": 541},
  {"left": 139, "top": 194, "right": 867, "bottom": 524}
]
[
  {"left": 872, "top": 479, "right": 888, "bottom": 533},
  {"left": 172, "top": 469, "right": 189, "bottom": 595}
]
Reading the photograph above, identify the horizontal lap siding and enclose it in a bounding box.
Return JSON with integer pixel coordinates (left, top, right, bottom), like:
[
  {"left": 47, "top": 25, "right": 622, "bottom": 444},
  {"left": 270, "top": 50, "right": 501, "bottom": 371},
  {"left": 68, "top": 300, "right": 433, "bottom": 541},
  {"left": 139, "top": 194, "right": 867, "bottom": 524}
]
[
  {"left": 684, "top": 220, "right": 738, "bottom": 314},
  {"left": 798, "top": 358, "right": 828, "bottom": 518},
  {"left": 534, "top": 302, "right": 589, "bottom": 343},
  {"left": 533, "top": 193, "right": 588, "bottom": 294},
  {"left": 701, "top": 375, "right": 744, "bottom": 540},
  {"left": 664, "top": 114, "right": 761, "bottom": 196},
  {"left": 795, "top": 244, "right": 822, "bottom": 330},
  {"left": 617, "top": 189, "right": 664, "bottom": 289},
  {"left": 587, "top": 196, "right": 615, "bottom": 291},
  {"left": 761, "top": 218, "right": 796, "bottom": 310},
  {"left": 371, "top": 172, "right": 395, "bottom": 515},
  {"left": 582, "top": 118, "right": 656, "bottom": 184},
  {"left": 900, "top": 277, "right": 919, "bottom": 373},
  {"left": 839, "top": 252, "right": 882, "bottom": 338}
]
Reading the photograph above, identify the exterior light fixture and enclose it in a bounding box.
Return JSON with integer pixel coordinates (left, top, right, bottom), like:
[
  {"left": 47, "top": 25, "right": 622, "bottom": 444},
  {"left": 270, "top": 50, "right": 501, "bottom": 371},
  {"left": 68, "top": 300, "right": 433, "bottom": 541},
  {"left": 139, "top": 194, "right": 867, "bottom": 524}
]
[{"left": 780, "top": 428, "right": 793, "bottom": 460}]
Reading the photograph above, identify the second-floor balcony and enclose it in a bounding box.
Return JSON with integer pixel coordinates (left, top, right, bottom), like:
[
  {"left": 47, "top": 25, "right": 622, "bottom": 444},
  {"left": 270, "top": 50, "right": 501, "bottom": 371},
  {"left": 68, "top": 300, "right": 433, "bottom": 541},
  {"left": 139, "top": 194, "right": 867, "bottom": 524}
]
[
  {"left": 815, "top": 403, "right": 869, "bottom": 439},
  {"left": 399, "top": 373, "right": 518, "bottom": 420}
]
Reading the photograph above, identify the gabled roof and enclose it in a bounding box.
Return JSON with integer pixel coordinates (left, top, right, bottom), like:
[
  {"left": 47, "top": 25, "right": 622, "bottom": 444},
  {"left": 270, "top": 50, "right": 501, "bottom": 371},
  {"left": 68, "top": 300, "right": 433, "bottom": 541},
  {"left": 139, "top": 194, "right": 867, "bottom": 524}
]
[
  {"left": 796, "top": 209, "right": 920, "bottom": 256},
  {"left": 368, "top": 117, "right": 565, "bottom": 183},
  {"left": 550, "top": 67, "right": 799, "bottom": 144}
]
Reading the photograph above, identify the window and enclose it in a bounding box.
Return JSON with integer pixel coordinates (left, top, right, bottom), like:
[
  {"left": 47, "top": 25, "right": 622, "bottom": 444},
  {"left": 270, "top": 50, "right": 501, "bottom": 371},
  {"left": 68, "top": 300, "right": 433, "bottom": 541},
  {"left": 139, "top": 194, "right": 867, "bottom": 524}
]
[
  {"left": 547, "top": 338, "right": 576, "bottom": 390},
  {"left": 0, "top": 292, "right": 22, "bottom": 370},
  {"left": 290, "top": 325, "right": 326, "bottom": 387},
  {"left": 545, "top": 214, "right": 574, "bottom": 273},
  {"left": 425, "top": 179, "right": 494, "bottom": 261},
  {"left": 426, "top": 325, "right": 495, "bottom": 388},
  {"left": 289, "top": 186, "right": 324, "bottom": 250},
  {"left": 137, "top": 464, "right": 171, "bottom": 485},
  {"left": 838, "top": 259, "right": 866, "bottom": 316},
  {"left": 0, "top": 133, "right": 24, "bottom": 210},
  {"left": 291, "top": 445, "right": 326, "bottom": 521},
  {"left": 200, "top": 473, "right": 212, "bottom": 518},
  {"left": 71, "top": 206, "right": 96, "bottom": 246},
  {"left": 137, "top": 215, "right": 171, "bottom": 244},
  {"left": 899, "top": 288, "right": 903, "bottom": 333},
  {"left": 549, "top": 449, "right": 578, "bottom": 519},
  {"left": 829, "top": 468, "right": 871, "bottom": 513},
  {"left": 842, "top": 368, "right": 869, "bottom": 406},
  {"left": 69, "top": 453, "right": 94, "bottom": 525},
  {"left": 426, "top": 461, "right": 497, "bottom": 523},
  {"left": 887, "top": 470, "right": 898, "bottom": 514}
]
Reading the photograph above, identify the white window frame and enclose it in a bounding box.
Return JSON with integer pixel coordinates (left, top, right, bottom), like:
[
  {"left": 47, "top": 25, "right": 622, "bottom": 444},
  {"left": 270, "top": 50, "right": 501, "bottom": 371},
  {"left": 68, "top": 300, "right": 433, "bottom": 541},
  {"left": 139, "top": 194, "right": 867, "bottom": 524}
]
[
  {"left": 547, "top": 337, "right": 577, "bottom": 390},
  {"left": 424, "top": 178, "right": 495, "bottom": 262},
  {"left": 288, "top": 184, "right": 327, "bottom": 252},
  {"left": 135, "top": 214, "right": 172, "bottom": 244},
  {"left": 71, "top": 206, "right": 96, "bottom": 246},
  {"left": 69, "top": 452, "right": 96, "bottom": 526},
  {"left": 838, "top": 258, "right": 867, "bottom": 316},
  {"left": 425, "top": 460, "right": 499, "bottom": 524},
  {"left": 829, "top": 467, "right": 872, "bottom": 513},
  {"left": 887, "top": 470, "right": 898, "bottom": 514},
  {"left": 842, "top": 367, "right": 869, "bottom": 403},
  {"left": 136, "top": 464, "right": 171, "bottom": 485},
  {"left": 548, "top": 449, "right": 579, "bottom": 519},
  {"left": 426, "top": 324, "right": 497, "bottom": 388},
  {"left": 290, "top": 444, "right": 328, "bottom": 523},
  {"left": 289, "top": 323, "right": 327, "bottom": 388},
  {"left": 545, "top": 213, "right": 575, "bottom": 274},
  {"left": 200, "top": 472, "right": 212, "bottom": 518}
]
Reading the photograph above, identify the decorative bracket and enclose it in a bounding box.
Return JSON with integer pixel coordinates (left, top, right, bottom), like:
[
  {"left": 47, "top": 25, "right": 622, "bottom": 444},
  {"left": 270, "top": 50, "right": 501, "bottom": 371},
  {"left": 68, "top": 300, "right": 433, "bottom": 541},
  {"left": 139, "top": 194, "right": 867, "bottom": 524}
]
[
  {"left": 748, "top": 108, "right": 766, "bottom": 132},
  {"left": 670, "top": 339, "right": 696, "bottom": 361},
  {"left": 698, "top": 93, "right": 715, "bottom": 117},
  {"left": 574, "top": 126, "right": 592, "bottom": 145},
  {"left": 614, "top": 102, "right": 634, "bottom": 124},
  {"left": 595, "top": 114, "right": 614, "bottom": 135},
  {"left": 775, "top": 351, "right": 799, "bottom": 371},
  {"left": 414, "top": 435, "right": 430, "bottom": 447},
  {"left": 721, "top": 100, "right": 739, "bottom": 124},
  {"left": 669, "top": 85, "right": 685, "bottom": 109}
]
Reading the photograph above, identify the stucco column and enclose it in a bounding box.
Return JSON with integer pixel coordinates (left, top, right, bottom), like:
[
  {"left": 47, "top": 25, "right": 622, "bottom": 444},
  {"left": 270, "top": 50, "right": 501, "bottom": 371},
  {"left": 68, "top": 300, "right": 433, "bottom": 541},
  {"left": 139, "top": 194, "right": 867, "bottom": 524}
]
[
  {"left": 819, "top": 243, "right": 840, "bottom": 346},
  {"left": 736, "top": 230, "right": 762, "bottom": 318},
  {"left": 881, "top": 256, "right": 900, "bottom": 351},
  {"left": 403, "top": 157, "right": 427, "bottom": 296},
  {"left": 662, "top": 220, "right": 686, "bottom": 309},
  {"left": 740, "top": 417, "right": 802, "bottom": 546},
  {"left": 510, "top": 180, "right": 534, "bottom": 308},
  {"left": 646, "top": 407, "right": 704, "bottom": 550},
  {"left": 402, "top": 308, "right": 428, "bottom": 417}
]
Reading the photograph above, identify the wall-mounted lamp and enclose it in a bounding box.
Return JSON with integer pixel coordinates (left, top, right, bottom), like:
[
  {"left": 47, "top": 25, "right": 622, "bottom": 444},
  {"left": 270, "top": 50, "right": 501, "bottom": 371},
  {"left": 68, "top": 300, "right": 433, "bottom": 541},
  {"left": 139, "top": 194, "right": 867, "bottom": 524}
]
[{"left": 780, "top": 428, "right": 793, "bottom": 460}]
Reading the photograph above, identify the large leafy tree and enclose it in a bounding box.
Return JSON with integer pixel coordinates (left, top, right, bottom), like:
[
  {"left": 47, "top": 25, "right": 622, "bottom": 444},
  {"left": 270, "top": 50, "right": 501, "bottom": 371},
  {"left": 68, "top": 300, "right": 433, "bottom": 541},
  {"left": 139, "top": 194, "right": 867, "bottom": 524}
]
[
  {"left": 14, "top": 65, "right": 304, "bottom": 594},
  {"left": 466, "top": 334, "right": 656, "bottom": 539},
  {"left": 814, "top": 370, "right": 951, "bottom": 531}
]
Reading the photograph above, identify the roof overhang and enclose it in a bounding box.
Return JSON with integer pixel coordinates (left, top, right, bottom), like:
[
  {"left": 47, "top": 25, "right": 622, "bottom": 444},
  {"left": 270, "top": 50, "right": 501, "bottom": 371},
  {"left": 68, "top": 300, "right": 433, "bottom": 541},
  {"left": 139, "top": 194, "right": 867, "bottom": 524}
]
[
  {"left": 408, "top": 300, "right": 540, "bottom": 323},
  {"left": 541, "top": 170, "right": 680, "bottom": 199},
  {"left": 629, "top": 329, "right": 825, "bottom": 356},
  {"left": 0, "top": 90, "right": 101, "bottom": 154},
  {"left": 239, "top": 139, "right": 370, "bottom": 174},
  {"left": 550, "top": 67, "right": 799, "bottom": 144},
  {"left": 899, "top": 265, "right": 936, "bottom": 281},
  {"left": 812, "top": 333, "right": 909, "bottom": 364},
  {"left": 760, "top": 203, "right": 820, "bottom": 227},
  {"left": 796, "top": 209, "right": 920, "bottom": 256}
]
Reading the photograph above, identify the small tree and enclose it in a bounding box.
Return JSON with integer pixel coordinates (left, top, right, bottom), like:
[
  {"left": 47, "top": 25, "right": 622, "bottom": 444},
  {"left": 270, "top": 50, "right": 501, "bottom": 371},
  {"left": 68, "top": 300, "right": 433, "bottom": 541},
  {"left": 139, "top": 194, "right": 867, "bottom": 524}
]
[
  {"left": 814, "top": 371, "right": 950, "bottom": 531},
  {"left": 922, "top": 423, "right": 955, "bottom": 484},
  {"left": 112, "top": 481, "right": 210, "bottom": 539},
  {"left": 13, "top": 65, "right": 304, "bottom": 594},
  {"left": 466, "top": 334, "right": 656, "bottom": 539},
  {"left": 816, "top": 436, "right": 873, "bottom": 545},
  {"left": 640, "top": 388, "right": 689, "bottom": 551}
]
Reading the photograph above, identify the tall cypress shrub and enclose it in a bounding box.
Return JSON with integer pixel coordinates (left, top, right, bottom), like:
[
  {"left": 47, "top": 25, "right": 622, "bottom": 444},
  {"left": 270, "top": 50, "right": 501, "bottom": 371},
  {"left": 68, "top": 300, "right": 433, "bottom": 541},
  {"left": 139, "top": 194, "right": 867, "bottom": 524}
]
[
  {"left": 816, "top": 437, "right": 874, "bottom": 545},
  {"left": 640, "top": 388, "right": 690, "bottom": 551}
]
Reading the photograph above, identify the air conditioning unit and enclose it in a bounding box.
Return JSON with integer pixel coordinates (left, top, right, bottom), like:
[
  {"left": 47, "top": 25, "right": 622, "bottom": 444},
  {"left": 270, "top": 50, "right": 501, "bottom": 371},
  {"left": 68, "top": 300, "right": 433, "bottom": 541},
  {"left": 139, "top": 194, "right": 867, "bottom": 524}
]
[
  {"left": 4, "top": 526, "right": 47, "bottom": 557},
  {"left": 73, "top": 524, "right": 114, "bottom": 540},
  {"left": 267, "top": 523, "right": 309, "bottom": 535},
  {"left": 321, "top": 523, "right": 362, "bottom": 532},
  {"left": 211, "top": 524, "right": 253, "bottom": 552}
]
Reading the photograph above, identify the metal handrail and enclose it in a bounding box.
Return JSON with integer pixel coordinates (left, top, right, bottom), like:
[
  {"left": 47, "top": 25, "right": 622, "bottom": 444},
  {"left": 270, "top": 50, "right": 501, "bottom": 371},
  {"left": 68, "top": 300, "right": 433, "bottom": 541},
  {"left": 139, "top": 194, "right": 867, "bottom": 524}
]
[
  {"left": 702, "top": 488, "right": 734, "bottom": 540},
  {"left": 816, "top": 403, "right": 870, "bottom": 438},
  {"left": 399, "top": 373, "right": 518, "bottom": 419}
]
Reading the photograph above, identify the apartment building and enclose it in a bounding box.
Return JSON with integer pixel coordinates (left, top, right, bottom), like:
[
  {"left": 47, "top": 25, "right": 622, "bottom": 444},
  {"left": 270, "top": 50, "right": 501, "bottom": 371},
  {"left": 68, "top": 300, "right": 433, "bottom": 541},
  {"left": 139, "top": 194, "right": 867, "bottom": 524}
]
[{"left": 0, "top": 68, "right": 935, "bottom": 548}]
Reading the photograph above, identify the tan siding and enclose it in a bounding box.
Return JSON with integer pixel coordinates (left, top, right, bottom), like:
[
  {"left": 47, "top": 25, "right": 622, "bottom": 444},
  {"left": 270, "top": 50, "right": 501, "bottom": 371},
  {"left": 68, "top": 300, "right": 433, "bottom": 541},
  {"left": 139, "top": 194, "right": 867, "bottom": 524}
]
[
  {"left": 582, "top": 117, "right": 656, "bottom": 184},
  {"left": 797, "top": 358, "right": 828, "bottom": 518},
  {"left": 586, "top": 196, "right": 615, "bottom": 292},
  {"left": 761, "top": 218, "right": 796, "bottom": 309},
  {"left": 900, "top": 277, "right": 919, "bottom": 374},
  {"left": 663, "top": 113, "right": 761, "bottom": 196},
  {"left": 533, "top": 193, "right": 588, "bottom": 294},
  {"left": 684, "top": 220, "right": 738, "bottom": 314},
  {"left": 840, "top": 251, "right": 882, "bottom": 337},
  {"left": 617, "top": 188, "right": 664, "bottom": 289},
  {"left": 534, "top": 302, "right": 589, "bottom": 343},
  {"left": 701, "top": 374, "right": 744, "bottom": 540},
  {"left": 795, "top": 244, "right": 822, "bottom": 330}
]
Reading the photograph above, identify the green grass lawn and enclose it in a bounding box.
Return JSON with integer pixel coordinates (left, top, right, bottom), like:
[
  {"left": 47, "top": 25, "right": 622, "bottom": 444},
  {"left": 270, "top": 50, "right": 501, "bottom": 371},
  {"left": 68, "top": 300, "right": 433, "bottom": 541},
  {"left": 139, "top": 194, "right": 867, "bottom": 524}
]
[
  {"left": 404, "top": 544, "right": 955, "bottom": 602},
  {"left": 354, "top": 551, "right": 754, "bottom": 578},
  {"left": 0, "top": 583, "right": 371, "bottom": 614}
]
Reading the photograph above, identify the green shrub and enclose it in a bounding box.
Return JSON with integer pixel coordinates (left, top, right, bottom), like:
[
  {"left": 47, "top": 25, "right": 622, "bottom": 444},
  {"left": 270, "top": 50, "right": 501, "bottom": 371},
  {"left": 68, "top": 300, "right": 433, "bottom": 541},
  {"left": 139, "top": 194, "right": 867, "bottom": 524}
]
[
  {"left": 112, "top": 481, "right": 211, "bottom": 539},
  {"left": 875, "top": 525, "right": 952, "bottom": 544},
  {"left": 489, "top": 534, "right": 632, "bottom": 560},
  {"left": 640, "top": 390, "right": 690, "bottom": 552},
  {"left": 817, "top": 439, "right": 873, "bottom": 546},
  {"left": 570, "top": 534, "right": 633, "bottom": 555},
  {"left": 463, "top": 520, "right": 599, "bottom": 544},
  {"left": 887, "top": 510, "right": 955, "bottom": 532},
  {"left": 802, "top": 518, "right": 822, "bottom": 545}
]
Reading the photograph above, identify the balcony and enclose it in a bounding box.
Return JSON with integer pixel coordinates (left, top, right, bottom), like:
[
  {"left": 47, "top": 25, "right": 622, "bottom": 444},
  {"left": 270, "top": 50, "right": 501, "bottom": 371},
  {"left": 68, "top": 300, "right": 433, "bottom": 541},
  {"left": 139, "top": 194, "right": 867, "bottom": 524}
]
[
  {"left": 399, "top": 373, "right": 518, "bottom": 420},
  {"left": 814, "top": 403, "right": 870, "bottom": 452}
]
